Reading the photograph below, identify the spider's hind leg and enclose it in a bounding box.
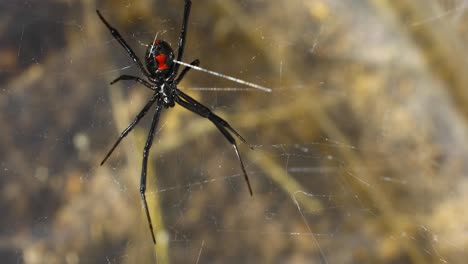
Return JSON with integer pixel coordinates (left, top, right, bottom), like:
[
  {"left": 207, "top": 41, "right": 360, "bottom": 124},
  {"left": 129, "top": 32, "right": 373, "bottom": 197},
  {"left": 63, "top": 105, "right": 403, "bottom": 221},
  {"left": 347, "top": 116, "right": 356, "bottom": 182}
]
[
  {"left": 177, "top": 90, "right": 252, "bottom": 148},
  {"left": 171, "top": 0, "right": 192, "bottom": 78},
  {"left": 101, "top": 93, "right": 159, "bottom": 165},
  {"left": 175, "top": 94, "right": 253, "bottom": 196},
  {"left": 175, "top": 59, "right": 200, "bottom": 84},
  {"left": 96, "top": 10, "right": 151, "bottom": 78},
  {"left": 110, "top": 74, "right": 154, "bottom": 90},
  {"left": 140, "top": 101, "right": 163, "bottom": 244}
]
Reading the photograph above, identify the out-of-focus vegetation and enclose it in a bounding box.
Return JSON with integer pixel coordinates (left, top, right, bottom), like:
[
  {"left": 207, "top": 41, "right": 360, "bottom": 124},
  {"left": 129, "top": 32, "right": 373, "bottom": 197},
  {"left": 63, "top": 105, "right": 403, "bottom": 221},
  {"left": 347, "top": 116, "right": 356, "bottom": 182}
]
[{"left": 2, "top": 0, "right": 468, "bottom": 263}]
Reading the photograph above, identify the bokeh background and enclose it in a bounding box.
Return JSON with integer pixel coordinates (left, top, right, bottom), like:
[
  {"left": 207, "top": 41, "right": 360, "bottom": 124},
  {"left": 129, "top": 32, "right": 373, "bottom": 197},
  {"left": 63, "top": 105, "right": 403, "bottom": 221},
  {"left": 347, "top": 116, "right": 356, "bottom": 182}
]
[{"left": 2, "top": 0, "right": 468, "bottom": 263}]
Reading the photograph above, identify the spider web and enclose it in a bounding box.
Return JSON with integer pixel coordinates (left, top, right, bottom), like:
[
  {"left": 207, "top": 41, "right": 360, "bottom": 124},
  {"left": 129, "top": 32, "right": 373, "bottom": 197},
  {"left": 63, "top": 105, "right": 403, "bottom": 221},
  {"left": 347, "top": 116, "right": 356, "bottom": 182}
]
[{"left": 1, "top": 0, "right": 468, "bottom": 263}]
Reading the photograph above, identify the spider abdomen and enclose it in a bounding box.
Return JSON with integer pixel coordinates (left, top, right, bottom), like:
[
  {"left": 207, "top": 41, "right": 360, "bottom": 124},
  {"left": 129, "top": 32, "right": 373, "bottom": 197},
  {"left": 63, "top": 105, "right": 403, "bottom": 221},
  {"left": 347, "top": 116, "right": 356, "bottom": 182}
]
[{"left": 145, "top": 40, "right": 175, "bottom": 79}]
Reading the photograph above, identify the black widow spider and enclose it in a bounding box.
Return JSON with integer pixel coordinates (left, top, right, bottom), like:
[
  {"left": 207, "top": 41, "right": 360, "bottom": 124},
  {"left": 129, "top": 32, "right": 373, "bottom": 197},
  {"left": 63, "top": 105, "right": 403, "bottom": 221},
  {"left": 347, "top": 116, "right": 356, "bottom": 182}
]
[{"left": 97, "top": 0, "right": 253, "bottom": 244}]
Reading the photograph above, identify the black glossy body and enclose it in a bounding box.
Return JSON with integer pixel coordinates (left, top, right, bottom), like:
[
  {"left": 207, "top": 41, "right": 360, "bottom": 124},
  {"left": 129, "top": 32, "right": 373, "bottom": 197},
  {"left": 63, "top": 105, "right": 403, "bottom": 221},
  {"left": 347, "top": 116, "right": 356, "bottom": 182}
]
[
  {"left": 145, "top": 40, "right": 175, "bottom": 80},
  {"left": 96, "top": 0, "right": 252, "bottom": 244}
]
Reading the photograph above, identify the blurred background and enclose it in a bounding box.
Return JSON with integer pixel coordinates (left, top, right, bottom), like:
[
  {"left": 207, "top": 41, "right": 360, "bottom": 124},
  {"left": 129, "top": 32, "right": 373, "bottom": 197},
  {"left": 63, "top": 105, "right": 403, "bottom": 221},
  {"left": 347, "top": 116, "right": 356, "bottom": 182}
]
[{"left": 2, "top": 0, "right": 468, "bottom": 263}]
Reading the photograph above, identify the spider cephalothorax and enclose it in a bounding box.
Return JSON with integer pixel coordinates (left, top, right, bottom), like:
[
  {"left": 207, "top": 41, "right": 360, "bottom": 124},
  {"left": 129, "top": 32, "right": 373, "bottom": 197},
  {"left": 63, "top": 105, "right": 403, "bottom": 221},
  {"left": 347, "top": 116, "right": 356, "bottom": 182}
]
[
  {"left": 145, "top": 40, "right": 175, "bottom": 79},
  {"left": 96, "top": 0, "right": 253, "bottom": 244}
]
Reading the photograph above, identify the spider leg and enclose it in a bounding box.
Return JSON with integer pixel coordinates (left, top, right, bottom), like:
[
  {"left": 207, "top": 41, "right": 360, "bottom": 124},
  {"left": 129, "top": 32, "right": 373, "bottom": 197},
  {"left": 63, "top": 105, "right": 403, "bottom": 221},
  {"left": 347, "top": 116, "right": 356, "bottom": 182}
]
[
  {"left": 140, "top": 100, "right": 163, "bottom": 244},
  {"left": 101, "top": 93, "right": 159, "bottom": 165},
  {"left": 175, "top": 96, "right": 253, "bottom": 196},
  {"left": 171, "top": 0, "right": 192, "bottom": 79},
  {"left": 177, "top": 90, "right": 252, "bottom": 148},
  {"left": 96, "top": 10, "right": 152, "bottom": 78},
  {"left": 175, "top": 59, "right": 200, "bottom": 84},
  {"left": 110, "top": 74, "right": 154, "bottom": 90}
]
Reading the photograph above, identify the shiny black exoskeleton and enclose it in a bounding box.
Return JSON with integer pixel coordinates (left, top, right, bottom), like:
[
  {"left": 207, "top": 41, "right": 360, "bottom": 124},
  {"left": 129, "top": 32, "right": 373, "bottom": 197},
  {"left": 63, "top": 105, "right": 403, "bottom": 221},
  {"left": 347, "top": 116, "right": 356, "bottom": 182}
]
[
  {"left": 145, "top": 40, "right": 175, "bottom": 79},
  {"left": 96, "top": 0, "right": 253, "bottom": 244}
]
